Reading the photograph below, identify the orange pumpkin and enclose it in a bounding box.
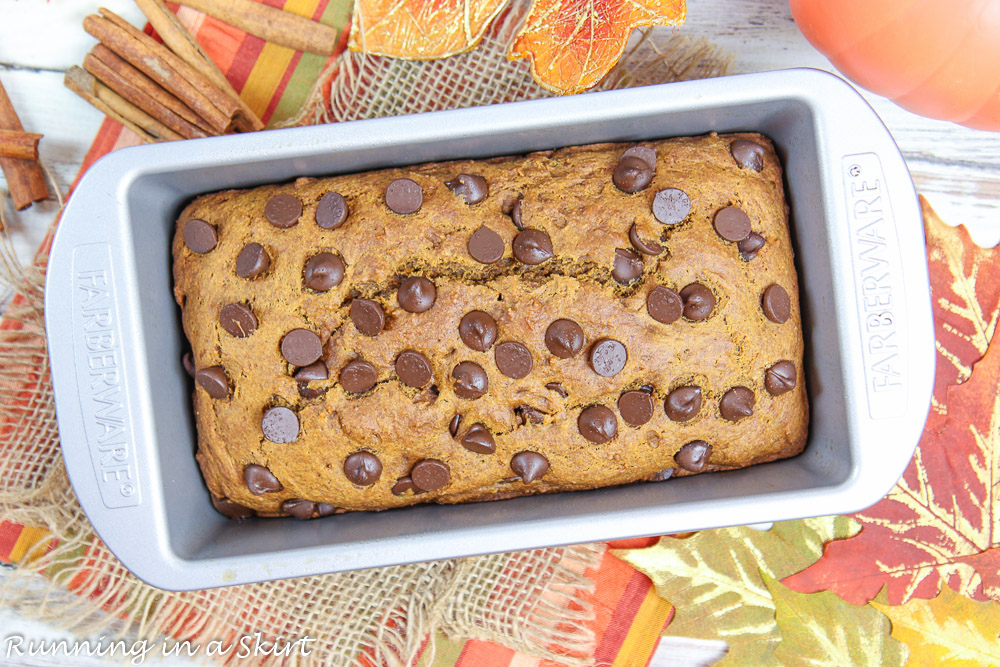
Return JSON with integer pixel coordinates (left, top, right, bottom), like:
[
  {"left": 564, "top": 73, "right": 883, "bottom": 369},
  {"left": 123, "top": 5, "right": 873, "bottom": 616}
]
[{"left": 789, "top": 0, "right": 1000, "bottom": 131}]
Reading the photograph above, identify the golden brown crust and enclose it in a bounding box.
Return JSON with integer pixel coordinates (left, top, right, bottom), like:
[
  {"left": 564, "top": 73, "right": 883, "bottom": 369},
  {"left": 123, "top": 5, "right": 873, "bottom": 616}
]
[{"left": 174, "top": 132, "right": 808, "bottom": 517}]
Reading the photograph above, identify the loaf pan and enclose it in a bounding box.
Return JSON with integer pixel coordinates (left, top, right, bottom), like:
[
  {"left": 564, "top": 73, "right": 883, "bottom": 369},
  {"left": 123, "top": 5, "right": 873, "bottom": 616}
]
[{"left": 46, "top": 68, "right": 934, "bottom": 591}]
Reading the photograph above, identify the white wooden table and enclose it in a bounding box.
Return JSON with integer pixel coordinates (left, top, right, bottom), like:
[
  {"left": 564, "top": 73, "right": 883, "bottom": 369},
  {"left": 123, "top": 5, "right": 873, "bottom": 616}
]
[{"left": 0, "top": 1, "right": 997, "bottom": 665}]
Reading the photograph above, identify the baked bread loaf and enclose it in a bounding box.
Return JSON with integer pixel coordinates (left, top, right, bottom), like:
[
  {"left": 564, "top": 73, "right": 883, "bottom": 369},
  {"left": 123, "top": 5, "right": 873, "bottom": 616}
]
[{"left": 172, "top": 132, "right": 808, "bottom": 520}]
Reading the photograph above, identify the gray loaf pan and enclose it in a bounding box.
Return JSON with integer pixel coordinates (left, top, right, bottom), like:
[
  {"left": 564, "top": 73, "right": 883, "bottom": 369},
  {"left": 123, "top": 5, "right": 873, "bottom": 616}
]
[{"left": 46, "top": 68, "right": 934, "bottom": 591}]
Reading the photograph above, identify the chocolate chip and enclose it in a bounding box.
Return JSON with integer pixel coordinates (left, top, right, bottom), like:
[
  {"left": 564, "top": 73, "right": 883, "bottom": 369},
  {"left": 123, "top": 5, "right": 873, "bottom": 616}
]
[
  {"left": 650, "top": 468, "right": 674, "bottom": 482},
  {"left": 385, "top": 178, "right": 422, "bottom": 214},
  {"left": 411, "top": 459, "right": 450, "bottom": 491},
  {"left": 452, "top": 361, "right": 488, "bottom": 399},
  {"left": 545, "top": 319, "right": 584, "bottom": 359},
  {"left": 765, "top": 361, "right": 797, "bottom": 395},
  {"left": 340, "top": 360, "right": 377, "bottom": 393},
  {"left": 396, "top": 350, "right": 433, "bottom": 388},
  {"left": 303, "top": 252, "right": 345, "bottom": 291},
  {"left": 282, "top": 498, "right": 317, "bottom": 520},
  {"left": 195, "top": 366, "right": 229, "bottom": 399},
  {"left": 510, "top": 451, "right": 549, "bottom": 483},
  {"left": 244, "top": 464, "right": 282, "bottom": 495},
  {"left": 720, "top": 386, "right": 755, "bottom": 421},
  {"left": 512, "top": 229, "right": 553, "bottom": 265},
  {"left": 714, "top": 206, "right": 752, "bottom": 242},
  {"left": 502, "top": 194, "right": 524, "bottom": 230},
  {"left": 762, "top": 284, "right": 791, "bottom": 323},
  {"left": 414, "top": 384, "right": 440, "bottom": 405},
  {"left": 449, "top": 414, "right": 462, "bottom": 437},
  {"left": 460, "top": 423, "right": 496, "bottom": 454},
  {"left": 350, "top": 299, "right": 385, "bottom": 336},
  {"left": 446, "top": 173, "right": 489, "bottom": 204},
  {"left": 652, "top": 188, "right": 691, "bottom": 225},
  {"left": 646, "top": 286, "right": 683, "bottom": 324},
  {"left": 265, "top": 193, "right": 302, "bottom": 228},
  {"left": 629, "top": 223, "right": 663, "bottom": 255},
  {"left": 589, "top": 338, "right": 627, "bottom": 377},
  {"left": 618, "top": 390, "right": 653, "bottom": 426},
  {"left": 261, "top": 406, "right": 298, "bottom": 443},
  {"left": 545, "top": 382, "right": 568, "bottom": 398},
  {"left": 211, "top": 495, "right": 254, "bottom": 520},
  {"left": 675, "top": 441, "right": 712, "bottom": 472},
  {"left": 468, "top": 226, "right": 504, "bottom": 264},
  {"left": 182, "top": 352, "right": 195, "bottom": 377},
  {"left": 495, "top": 341, "right": 532, "bottom": 379},
  {"left": 515, "top": 405, "right": 546, "bottom": 425},
  {"left": 183, "top": 218, "right": 217, "bottom": 253},
  {"left": 665, "top": 385, "right": 702, "bottom": 422},
  {"left": 612, "top": 248, "right": 643, "bottom": 284},
  {"left": 391, "top": 476, "right": 419, "bottom": 496},
  {"left": 316, "top": 192, "right": 348, "bottom": 229},
  {"left": 398, "top": 276, "right": 436, "bottom": 313},
  {"left": 295, "top": 360, "right": 328, "bottom": 398},
  {"left": 613, "top": 156, "right": 654, "bottom": 193},
  {"left": 459, "top": 310, "right": 498, "bottom": 352},
  {"left": 680, "top": 284, "right": 715, "bottom": 321},
  {"left": 281, "top": 328, "right": 323, "bottom": 366},
  {"left": 343, "top": 451, "right": 382, "bottom": 486},
  {"left": 578, "top": 405, "right": 618, "bottom": 443},
  {"left": 621, "top": 145, "right": 657, "bottom": 169},
  {"left": 235, "top": 242, "right": 269, "bottom": 279},
  {"left": 316, "top": 503, "right": 337, "bottom": 517},
  {"left": 219, "top": 303, "right": 257, "bottom": 337},
  {"left": 731, "top": 139, "right": 764, "bottom": 171},
  {"left": 738, "top": 232, "right": 765, "bottom": 260}
]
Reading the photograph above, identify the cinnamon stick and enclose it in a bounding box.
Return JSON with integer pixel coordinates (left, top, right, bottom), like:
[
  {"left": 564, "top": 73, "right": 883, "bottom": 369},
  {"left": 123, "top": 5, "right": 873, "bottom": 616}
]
[
  {"left": 135, "top": 0, "right": 264, "bottom": 132},
  {"left": 84, "top": 48, "right": 209, "bottom": 139},
  {"left": 0, "top": 129, "right": 42, "bottom": 161},
  {"left": 0, "top": 78, "right": 48, "bottom": 210},
  {"left": 175, "top": 0, "right": 338, "bottom": 56},
  {"left": 65, "top": 66, "right": 174, "bottom": 143}
]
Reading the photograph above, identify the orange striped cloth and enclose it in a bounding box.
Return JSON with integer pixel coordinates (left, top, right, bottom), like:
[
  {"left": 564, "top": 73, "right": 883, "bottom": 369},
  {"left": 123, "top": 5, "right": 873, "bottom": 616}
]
[{"left": 0, "top": 1, "right": 673, "bottom": 664}]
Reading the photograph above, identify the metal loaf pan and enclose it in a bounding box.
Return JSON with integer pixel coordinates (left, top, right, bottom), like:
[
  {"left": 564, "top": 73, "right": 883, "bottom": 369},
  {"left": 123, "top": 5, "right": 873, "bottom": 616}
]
[{"left": 46, "top": 69, "right": 934, "bottom": 591}]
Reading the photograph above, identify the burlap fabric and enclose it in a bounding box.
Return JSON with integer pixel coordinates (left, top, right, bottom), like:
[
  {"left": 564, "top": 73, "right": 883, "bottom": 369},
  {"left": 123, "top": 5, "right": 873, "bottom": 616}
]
[{"left": 0, "top": 10, "right": 730, "bottom": 665}]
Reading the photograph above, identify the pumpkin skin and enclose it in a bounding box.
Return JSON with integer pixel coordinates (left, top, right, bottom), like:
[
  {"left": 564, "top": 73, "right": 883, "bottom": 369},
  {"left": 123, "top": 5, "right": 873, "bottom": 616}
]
[{"left": 789, "top": 0, "right": 1000, "bottom": 131}]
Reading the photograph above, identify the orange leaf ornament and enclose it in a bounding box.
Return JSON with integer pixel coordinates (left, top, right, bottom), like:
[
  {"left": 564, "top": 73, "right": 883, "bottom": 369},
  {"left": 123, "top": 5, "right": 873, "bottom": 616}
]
[{"left": 509, "top": 0, "right": 686, "bottom": 94}]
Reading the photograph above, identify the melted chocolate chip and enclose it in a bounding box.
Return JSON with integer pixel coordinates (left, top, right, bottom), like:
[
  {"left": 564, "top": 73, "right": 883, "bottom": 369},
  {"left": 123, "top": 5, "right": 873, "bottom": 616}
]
[
  {"left": 316, "top": 192, "right": 348, "bottom": 229},
  {"left": 265, "top": 193, "right": 302, "bottom": 228},
  {"left": 468, "top": 226, "right": 505, "bottom": 264},
  {"left": 236, "top": 242, "right": 269, "bottom": 278},
  {"left": 183, "top": 218, "right": 217, "bottom": 253},
  {"left": 281, "top": 328, "right": 323, "bottom": 367},
  {"left": 398, "top": 276, "right": 436, "bottom": 313},
  {"left": 282, "top": 498, "right": 318, "bottom": 520},
  {"left": 211, "top": 495, "right": 254, "bottom": 520},
  {"left": 765, "top": 361, "right": 797, "bottom": 395},
  {"left": 452, "top": 361, "right": 488, "bottom": 399},
  {"left": 295, "top": 360, "right": 328, "bottom": 398},
  {"left": 411, "top": 459, "right": 450, "bottom": 491},
  {"left": 385, "top": 178, "right": 423, "bottom": 214},
  {"left": 261, "top": 406, "right": 298, "bottom": 443},
  {"left": 195, "top": 366, "right": 229, "bottom": 399},
  {"left": 545, "top": 382, "right": 568, "bottom": 398},
  {"left": 762, "top": 284, "right": 791, "bottom": 323},
  {"left": 182, "top": 352, "right": 195, "bottom": 377},
  {"left": 731, "top": 139, "right": 765, "bottom": 171},
  {"left": 460, "top": 423, "right": 496, "bottom": 454},
  {"left": 738, "top": 232, "right": 765, "bottom": 260},
  {"left": 395, "top": 350, "right": 433, "bottom": 388},
  {"left": 665, "top": 386, "right": 702, "bottom": 422},
  {"left": 502, "top": 194, "right": 524, "bottom": 230},
  {"left": 515, "top": 405, "right": 546, "bottom": 425},
  {"left": 647, "top": 286, "right": 683, "bottom": 324},
  {"left": 219, "top": 303, "right": 258, "bottom": 337},
  {"left": 618, "top": 390, "right": 653, "bottom": 426},
  {"left": 621, "top": 145, "right": 657, "bottom": 168},
  {"left": 650, "top": 468, "right": 674, "bottom": 482},
  {"left": 675, "top": 441, "right": 712, "bottom": 472},
  {"left": 720, "top": 386, "right": 755, "bottom": 421},
  {"left": 612, "top": 248, "right": 643, "bottom": 284},
  {"left": 459, "top": 310, "right": 498, "bottom": 352},
  {"left": 629, "top": 223, "right": 663, "bottom": 255},
  {"left": 680, "top": 284, "right": 716, "bottom": 321},
  {"left": 714, "top": 206, "right": 752, "bottom": 242},
  {"left": 589, "top": 338, "right": 627, "bottom": 377},
  {"left": 578, "top": 405, "right": 618, "bottom": 444},
  {"left": 350, "top": 299, "right": 385, "bottom": 336},
  {"left": 244, "top": 464, "right": 282, "bottom": 495},
  {"left": 303, "top": 252, "right": 345, "bottom": 291},
  {"left": 449, "top": 414, "right": 462, "bottom": 438},
  {"left": 446, "top": 173, "right": 489, "bottom": 204},
  {"left": 652, "top": 188, "right": 691, "bottom": 225},
  {"left": 495, "top": 341, "right": 532, "bottom": 379},
  {"left": 613, "top": 156, "right": 654, "bottom": 193},
  {"left": 512, "top": 229, "right": 553, "bottom": 265},
  {"left": 510, "top": 451, "right": 549, "bottom": 483},
  {"left": 343, "top": 451, "right": 382, "bottom": 486},
  {"left": 340, "top": 360, "right": 377, "bottom": 393},
  {"left": 545, "top": 319, "right": 584, "bottom": 359},
  {"left": 392, "top": 476, "right": 419, "bottom": 496}
]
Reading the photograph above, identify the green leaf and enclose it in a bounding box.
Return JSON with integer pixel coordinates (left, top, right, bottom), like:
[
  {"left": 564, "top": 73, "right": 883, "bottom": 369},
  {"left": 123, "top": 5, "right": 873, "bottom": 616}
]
[{"left": 764, "top": 574, "right": 907, "bottom": 667}]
